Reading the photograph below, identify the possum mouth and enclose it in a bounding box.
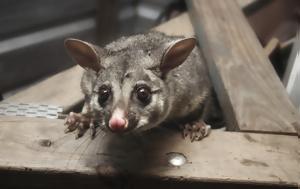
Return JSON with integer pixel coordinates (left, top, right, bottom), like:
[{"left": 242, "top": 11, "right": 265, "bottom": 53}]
[{"left": 123, "top": 118, "right": 139, "bottom": 133}]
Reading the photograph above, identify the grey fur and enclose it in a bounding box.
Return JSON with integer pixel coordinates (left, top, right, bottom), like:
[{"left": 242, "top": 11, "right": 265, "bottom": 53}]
[{"left": 77, "top": 31, "right": 212, "bottom": 132}]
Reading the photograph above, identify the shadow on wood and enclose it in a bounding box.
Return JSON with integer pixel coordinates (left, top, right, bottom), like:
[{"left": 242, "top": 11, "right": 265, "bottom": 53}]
[{"left": 0, "top": 116, "right": 298, "bottom": 188}]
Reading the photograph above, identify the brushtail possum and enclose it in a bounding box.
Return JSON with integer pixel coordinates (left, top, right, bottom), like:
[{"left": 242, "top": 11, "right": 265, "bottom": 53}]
[{"left": 64, "top": 31, "right": 214, "bottom": 141}]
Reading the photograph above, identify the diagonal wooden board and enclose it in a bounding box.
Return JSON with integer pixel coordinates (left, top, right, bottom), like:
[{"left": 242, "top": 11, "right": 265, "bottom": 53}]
[
  {"left": 4, "top": 13, "right": 194, "bottom": 113},
  {"left": 4, "top": 65, "right": 84, "bottom": 112},
  {"left": 0, "top": 116, "right": 299, "bottom": 188},
  {"left": 186, "top": 0, "right": 300, "bottom": 135}
]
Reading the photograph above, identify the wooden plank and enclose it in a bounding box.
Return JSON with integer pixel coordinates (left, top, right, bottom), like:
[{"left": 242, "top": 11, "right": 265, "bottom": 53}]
[
  {"left": 0, "top": 18, "right": 96, "bottom": 93},
  {"left": 186, "top": 0, "right": 300, "bottom": 135},
  {"left": 4, "top": 66, "right": 84, "bottom": 112},
  {"left": 154, "top": 13, "right": 194, "bottom": 36},
  {"left": 264, "top": 38, "right": 280, "bottom": 57},
  {"left": 0, "top": 116, "right": 298, "bottom": 188},
  {"left": 4, "top": 13, "right": 194, "bottom": 112}
]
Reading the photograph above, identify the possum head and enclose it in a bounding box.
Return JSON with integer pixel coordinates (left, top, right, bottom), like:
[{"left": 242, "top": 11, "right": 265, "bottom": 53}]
[{"left": 64, "top": 33, "right": 196, "bottom": 133}]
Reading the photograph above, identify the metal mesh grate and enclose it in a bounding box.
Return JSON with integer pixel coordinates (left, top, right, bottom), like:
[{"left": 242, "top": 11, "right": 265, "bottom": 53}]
[{"left": 0, "top": 102, "right": 63, "bottom": 119}]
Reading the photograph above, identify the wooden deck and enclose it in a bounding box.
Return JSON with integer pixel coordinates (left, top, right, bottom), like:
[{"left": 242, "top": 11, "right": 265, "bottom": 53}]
[
  {"left": 0, "top": 116, "right": 298, "bottom": 188},
  {"left": 0, "top": 2, "right": 299, "bottom": 189}
]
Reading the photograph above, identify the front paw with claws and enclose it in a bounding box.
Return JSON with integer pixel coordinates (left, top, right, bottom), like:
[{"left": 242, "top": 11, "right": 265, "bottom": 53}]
[
  {"left": 181, "top": 121, "right": 211, "bottom": 142},
  {"left": 64, "top": 112, "right": 92, "bottom": 139}
]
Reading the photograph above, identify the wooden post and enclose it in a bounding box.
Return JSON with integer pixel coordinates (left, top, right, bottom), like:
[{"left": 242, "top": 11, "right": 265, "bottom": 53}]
[{"left": 186, "top": 0, "right": 300, "bottom": 135}]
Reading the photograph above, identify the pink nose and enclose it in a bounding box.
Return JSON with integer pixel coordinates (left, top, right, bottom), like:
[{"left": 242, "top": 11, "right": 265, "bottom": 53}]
[{"left": 109, "top": 117, "right": 127, "bottom": 131}]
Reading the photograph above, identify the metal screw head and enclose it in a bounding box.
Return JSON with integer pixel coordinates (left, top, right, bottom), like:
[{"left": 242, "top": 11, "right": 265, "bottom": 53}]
[{"left": 166, "top": 152, "right": 187, "bottom": 167}]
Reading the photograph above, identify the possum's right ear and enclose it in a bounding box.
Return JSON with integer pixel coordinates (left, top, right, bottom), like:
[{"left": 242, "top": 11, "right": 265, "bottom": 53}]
[
  {"left": 160, "top": 37, "right": 196, "bottom": 75},
  {"left": 64, "top": 38, "right": 102, "bottom": 72}
]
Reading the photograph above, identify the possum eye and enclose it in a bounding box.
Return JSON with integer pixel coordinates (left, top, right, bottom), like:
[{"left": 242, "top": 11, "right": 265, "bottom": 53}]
[
  {"left": 98, "top": 85, "right": 111, "bottom": 105},
  {"left": 136, "top": 85, "right": 151, "bottom": 104}
]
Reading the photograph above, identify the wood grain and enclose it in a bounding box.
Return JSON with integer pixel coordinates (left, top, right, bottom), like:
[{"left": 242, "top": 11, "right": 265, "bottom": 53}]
[
  {"left": 4, "top": 66, "right": 84, "bottom": 112},
  {"left": 0, "top": 24, "right": 96, "bottom": 93},
  {"left": 186, "top": 0, "right": 300, "bottom": 134},
  {"left": 0, "top": 116, "right": 298, "bottom": 188},
  {"left": 154, "top": 13, "right": 194, "bottom": 37}
]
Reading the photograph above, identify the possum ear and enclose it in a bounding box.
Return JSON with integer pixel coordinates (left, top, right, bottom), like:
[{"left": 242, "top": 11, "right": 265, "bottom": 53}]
[
  {"left": 160, "top": 37, "right": 196, "bottom": 74},
  {"left": 64, "top": 38, "right": 102, "bottom": 72}
]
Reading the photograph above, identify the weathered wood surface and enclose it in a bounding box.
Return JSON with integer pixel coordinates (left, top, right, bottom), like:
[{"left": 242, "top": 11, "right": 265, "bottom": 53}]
[
  {"left": 0, "top": 116, "right": 298, "bottom": 188},
  {"left": 186, "top": 0, "right": 300, "bottom": 135},
  {"left": 0, "top": 22, "right": 96, "bottom": 93},
  {"left": 154, "top": 13, "right": 194, "bottom": 36},
  {"left": 4, "top": 66, "right": 84, "bottom": 112}
]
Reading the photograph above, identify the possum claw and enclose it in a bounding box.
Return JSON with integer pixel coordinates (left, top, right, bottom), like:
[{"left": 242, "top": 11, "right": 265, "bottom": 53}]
[
  {"left": 181, "top": 121, "right": 211, "bottom": 142},
  {"left": 181, "top": 123, "right": 191, "bottom": 138},
  {"left": 89, "top": 120, "right": 97, "bottom": 139},
  {"left": 64, "top": 112, "right": 79, "bottom": 132},
  {"left": 64, "top": 112, "right": 91, "bottom": 138}
]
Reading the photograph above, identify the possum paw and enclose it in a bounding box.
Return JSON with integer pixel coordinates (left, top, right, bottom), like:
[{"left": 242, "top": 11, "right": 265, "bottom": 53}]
[
  {"left": 181, "top": 121, "right": 211, "bottom": 142},
  {"left": 64, "top": 112, "right": 91, "bottom": 139}
]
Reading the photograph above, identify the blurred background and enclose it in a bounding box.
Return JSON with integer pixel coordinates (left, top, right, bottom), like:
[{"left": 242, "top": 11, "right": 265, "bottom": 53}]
[{"left": 0, "top": 0, "right": 299, "bottom": 108}]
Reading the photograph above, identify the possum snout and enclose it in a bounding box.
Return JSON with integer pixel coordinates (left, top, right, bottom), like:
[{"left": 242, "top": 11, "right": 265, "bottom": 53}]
[
  {"left": 109, "top": 118, "right": 128, "bottom": 132},
  {"left": 108, "top": 108, "right": 128, "bottom": 132},
  {"left": 107, "top": 108, "right": 139, "bottom": 133}
]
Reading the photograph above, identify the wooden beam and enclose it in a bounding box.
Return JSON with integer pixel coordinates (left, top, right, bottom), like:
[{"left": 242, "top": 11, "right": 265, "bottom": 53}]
[
  {"left": 264, "top": 38, "right": 280, "bottom": 58},
  {"left": 4, "top": 66, "right": 84, "bottom": 112},
  {"left": 186, "top": 0, "right": 300, "bottom": 135},
  {"left": 0, "top": 116, "right": 298, "bottom": 188},
  {"left": 0, "top": 17, "right": 96, "bottom": 93},
  {"left": 154, "top": 13, "right": 194, "bottom": 36}
]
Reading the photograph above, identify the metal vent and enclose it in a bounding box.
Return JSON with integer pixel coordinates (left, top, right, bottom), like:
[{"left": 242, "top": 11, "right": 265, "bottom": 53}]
[{"left": 0, "top": 102, "right": 63, "bottom": 119}]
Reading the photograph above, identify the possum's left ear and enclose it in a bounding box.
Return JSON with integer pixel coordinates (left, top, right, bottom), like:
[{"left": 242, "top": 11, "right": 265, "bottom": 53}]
[
  {"left": 160, "top": 37, "right": 196, "bottom": 74},
  {"left": 64, "top": 38, "right": 102, "bottom": 72}
]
